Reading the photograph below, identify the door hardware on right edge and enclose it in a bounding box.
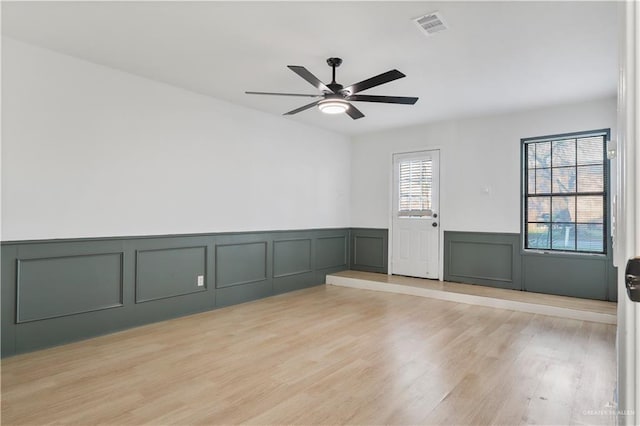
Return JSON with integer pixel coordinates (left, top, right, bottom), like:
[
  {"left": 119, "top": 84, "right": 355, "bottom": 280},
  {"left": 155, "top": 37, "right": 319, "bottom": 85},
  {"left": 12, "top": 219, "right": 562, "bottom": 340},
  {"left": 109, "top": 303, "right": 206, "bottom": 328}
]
[{"left": 625, "top": 257, "right": 640, "bottom": 302}]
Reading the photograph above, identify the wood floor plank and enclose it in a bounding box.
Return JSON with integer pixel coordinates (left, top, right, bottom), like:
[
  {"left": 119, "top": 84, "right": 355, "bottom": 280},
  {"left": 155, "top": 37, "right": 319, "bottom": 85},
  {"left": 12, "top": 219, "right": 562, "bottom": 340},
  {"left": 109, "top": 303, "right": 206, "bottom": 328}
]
[{"left": 1, "top": 285, "right": 616, "bottom": 425}]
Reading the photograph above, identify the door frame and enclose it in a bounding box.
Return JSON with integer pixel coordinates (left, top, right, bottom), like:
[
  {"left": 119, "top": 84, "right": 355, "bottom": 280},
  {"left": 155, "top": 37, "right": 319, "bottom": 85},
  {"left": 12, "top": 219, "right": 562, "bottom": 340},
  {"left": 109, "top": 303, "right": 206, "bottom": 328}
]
[
  {"left": 615, "top": 1, "right": 638, "bottom": 424},
  {"left": 388, "top": 148, "right": 444, "bottom": 280}
]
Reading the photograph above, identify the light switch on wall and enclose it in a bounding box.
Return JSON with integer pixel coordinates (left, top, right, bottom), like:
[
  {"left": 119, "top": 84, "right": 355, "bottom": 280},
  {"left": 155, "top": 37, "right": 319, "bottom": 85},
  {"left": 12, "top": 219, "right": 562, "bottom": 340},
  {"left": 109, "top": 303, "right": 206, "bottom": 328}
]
[{"left": 197, "top": 275, "right": 204, "bottom": 287}]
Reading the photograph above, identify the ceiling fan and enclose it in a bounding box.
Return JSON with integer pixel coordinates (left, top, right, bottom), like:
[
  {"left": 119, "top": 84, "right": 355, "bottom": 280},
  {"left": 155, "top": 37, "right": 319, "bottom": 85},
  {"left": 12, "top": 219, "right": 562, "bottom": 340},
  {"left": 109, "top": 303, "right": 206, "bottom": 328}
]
[{"left": 245, "top": 57, "right": 418, "bottom": 120}]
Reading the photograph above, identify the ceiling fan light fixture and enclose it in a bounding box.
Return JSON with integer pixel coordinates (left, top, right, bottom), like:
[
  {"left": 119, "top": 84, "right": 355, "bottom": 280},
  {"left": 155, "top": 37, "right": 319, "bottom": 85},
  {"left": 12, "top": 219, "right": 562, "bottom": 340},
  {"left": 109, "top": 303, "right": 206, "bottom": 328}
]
[{"left": 318, "top": 99, "right": 349, "bottom": 114}]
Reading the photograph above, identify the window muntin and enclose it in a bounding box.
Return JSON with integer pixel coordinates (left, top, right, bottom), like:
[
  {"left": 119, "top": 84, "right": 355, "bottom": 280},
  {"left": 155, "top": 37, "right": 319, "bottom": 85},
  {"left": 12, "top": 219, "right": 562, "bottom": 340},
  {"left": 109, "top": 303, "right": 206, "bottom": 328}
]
[
  {"left": 398, "top": 158, "right": 433, "bottom": 217},
  {"left": 523, "top": 131, "right": 608, "bottom": 254}
]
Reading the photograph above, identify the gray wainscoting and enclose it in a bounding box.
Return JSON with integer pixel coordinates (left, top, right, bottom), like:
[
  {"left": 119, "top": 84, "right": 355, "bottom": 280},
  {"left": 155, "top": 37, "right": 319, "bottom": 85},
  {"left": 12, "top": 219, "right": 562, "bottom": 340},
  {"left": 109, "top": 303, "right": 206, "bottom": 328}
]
[
  {"left": 444, "top": 232, "right": 521, "bottom": 290},
  {"left": 136, "top": 246, "right": 207, "bottom": 303},
  {"left": 1, "top": 228, "right": 365, "bottom": 357},
  {"left": 273, "top": 235, "right": 312, "bottom": 295},
  {"left": 444, "top": 231, "right": 617, "bottom": 301},
  {"left": 18, "top": 252, "right": 124, "bottom": 323},
  {"left": 216, "top": 241, "right": 269, "bottom": 288},
  {"left": 316, "top": 236, "right": 348, "bottom": 270},
  {"left": 522, "top": 252, "right": 611, "bottom": 300},
  {"left": 350, "top": 228, "right": 388, "bottom": 274}
]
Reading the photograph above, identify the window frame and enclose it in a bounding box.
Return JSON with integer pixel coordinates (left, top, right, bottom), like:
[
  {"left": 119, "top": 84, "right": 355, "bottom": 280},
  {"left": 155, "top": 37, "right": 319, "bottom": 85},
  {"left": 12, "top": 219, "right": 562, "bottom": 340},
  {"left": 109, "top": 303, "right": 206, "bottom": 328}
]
[
  {"left": 521, "top": 128, "right": 610, "bottom": 256},
  {"left": 397, "top": 156, "right": 434, "bottom": 218}
]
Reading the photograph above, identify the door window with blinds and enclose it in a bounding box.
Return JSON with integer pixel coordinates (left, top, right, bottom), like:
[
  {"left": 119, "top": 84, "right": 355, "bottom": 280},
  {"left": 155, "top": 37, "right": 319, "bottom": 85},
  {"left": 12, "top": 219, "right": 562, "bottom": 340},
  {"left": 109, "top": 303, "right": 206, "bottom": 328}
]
[
  {"left": 523, "top": 129, "right": 609, "bottom": 254},
  {"left": 398, "top": 157, "right": 433, "bottom": 217}
]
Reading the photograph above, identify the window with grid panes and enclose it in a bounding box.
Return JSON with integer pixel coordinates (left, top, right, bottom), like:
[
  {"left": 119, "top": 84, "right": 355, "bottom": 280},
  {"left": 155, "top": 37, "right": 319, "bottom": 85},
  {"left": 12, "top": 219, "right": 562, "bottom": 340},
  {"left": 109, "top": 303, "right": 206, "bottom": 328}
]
[{"left": 523, "top": 130, "right": 608, "bottom": 254}]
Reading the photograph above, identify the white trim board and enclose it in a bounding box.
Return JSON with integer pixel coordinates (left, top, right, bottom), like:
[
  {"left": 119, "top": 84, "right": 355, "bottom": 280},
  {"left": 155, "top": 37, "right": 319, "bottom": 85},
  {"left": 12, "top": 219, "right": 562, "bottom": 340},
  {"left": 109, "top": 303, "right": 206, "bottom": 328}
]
[{"left": 326, "top": 274, "right": 616, "bottom": 325}]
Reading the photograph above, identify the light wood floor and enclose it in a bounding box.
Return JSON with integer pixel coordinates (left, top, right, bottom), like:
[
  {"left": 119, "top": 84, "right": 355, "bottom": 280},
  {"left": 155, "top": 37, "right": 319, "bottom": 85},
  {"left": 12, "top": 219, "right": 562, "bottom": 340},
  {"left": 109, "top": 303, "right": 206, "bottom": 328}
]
[{"left": 1, "top": 285, "right": 616, "bottom": 425}]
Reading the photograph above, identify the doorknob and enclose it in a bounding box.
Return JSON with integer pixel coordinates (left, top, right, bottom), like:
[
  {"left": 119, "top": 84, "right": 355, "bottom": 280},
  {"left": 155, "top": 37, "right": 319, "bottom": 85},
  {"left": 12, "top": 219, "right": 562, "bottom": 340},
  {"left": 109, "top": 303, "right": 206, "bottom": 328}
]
[
  {"left": 432, "top": 222, "right": 438, "bottom": 227},
  {"left": 625, "top": 257, "right": 640, "bottom": 302}
]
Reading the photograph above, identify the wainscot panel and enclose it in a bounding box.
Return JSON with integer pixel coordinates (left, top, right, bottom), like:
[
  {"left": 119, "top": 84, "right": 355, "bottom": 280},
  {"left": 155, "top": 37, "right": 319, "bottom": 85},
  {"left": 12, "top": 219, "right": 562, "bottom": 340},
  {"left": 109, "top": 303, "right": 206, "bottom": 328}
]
[
  {"left": 444, "top": 232, "right": 521, "bottom": 290},
  {"left": 272, "top": 232, "right": 317, "bottom": 294},
  {"left": 17, "top": 252, "right": 124, "bottom": 323},
  {"left": 350, "top": 228, "right": 388, "bottom": 274},
  {"left": 215, "top": 241, "right": 269, "bottom": 288},
  {"left": 12, "top": 240, "right": 127, "bottom": 326},
  {"left": 273, "top": 239, "right": 312, "bottom": 278},
  {"left": 316, "top": 236, "right": 348, "bottom": 270},
  {"left": 1, "top": 228, "right": 355, "bottom": 357},
  {"left": 522, "top": 253, "right": 608, "bottom": 300},
  {"left": 136, "top": 246, "right": 207, "bottom": 303},
  {"left": 314, "top": 231, "right": 350, "bottom": 285}
]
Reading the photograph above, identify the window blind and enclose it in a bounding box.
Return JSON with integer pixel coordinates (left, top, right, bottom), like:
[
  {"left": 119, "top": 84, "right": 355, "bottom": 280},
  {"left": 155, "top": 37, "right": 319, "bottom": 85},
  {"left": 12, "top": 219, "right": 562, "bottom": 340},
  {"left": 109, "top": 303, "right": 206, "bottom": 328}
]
[{"left": 398, "top": 158, "right": 433, "bottom": 217}]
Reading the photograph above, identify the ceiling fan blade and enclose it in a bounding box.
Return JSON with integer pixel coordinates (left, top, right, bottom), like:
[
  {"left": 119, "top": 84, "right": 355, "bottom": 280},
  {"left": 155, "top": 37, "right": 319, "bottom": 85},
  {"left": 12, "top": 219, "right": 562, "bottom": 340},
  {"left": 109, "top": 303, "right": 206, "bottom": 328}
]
[
  {"left": 345, "top": 103, "right": 365, "bottom": 120},
  {"left": 343, "top": 70, "right": 406, "bottom": 95},
  {"left": 245, "top": 91, "right": 321, "bottom": 98},
  {"left": 287, "top": 66, "right": 333, "bottom": 93},
  {"left": 348, "top": 94, "right": 418, "bottom": 105},
  {"left": 283, "top": 100, "right": 320, "bottom": 116}
]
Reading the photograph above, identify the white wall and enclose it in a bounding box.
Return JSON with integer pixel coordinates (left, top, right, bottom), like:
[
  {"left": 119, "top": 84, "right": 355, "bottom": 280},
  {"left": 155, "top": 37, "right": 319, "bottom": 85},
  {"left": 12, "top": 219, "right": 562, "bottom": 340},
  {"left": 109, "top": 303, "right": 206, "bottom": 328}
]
[
  {"left": 1, "top": 37, "right": 617, "bottom": 242},
  {"left": 1, "top": 38, "right": 351, "bottom": 240},
  {"left": 351, "top": 97, "right": 617, "bottom": 233}
]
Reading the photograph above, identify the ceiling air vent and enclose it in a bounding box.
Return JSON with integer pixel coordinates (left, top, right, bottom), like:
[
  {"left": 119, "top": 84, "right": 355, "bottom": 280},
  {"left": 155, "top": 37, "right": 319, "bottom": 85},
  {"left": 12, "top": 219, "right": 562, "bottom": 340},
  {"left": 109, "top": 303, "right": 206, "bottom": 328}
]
[{"left": 413, "top": 11, "right": 447, "bottom": 36}]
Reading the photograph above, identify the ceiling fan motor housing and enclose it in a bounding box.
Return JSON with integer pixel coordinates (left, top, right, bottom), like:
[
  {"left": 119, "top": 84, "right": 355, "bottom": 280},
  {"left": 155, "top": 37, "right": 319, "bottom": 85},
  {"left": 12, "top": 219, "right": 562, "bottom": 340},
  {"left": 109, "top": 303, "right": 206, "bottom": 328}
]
[{"left": 327, "top": 83, "right": 345, "bottom": 94}]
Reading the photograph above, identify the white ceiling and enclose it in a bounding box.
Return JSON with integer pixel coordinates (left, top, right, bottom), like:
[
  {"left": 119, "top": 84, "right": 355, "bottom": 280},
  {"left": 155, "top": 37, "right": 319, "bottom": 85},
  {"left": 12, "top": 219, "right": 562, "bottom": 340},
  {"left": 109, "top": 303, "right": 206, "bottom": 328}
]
[{"left": 2, "top": 1, "right": 619, "bottom": 136}]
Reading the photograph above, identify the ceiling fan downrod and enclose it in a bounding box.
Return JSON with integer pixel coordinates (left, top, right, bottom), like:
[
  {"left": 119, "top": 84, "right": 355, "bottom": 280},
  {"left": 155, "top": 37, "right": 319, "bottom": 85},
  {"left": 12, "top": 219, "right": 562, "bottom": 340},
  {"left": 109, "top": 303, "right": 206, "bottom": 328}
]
[{"left": 326, "top": 57, "right": 344, "bottom": 94}]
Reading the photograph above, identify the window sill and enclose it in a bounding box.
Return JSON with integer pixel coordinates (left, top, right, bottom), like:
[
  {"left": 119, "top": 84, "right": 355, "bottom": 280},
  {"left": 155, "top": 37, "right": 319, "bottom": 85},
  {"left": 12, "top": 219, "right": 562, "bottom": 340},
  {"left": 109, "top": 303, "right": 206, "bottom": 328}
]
[{"left": 521, "top": 249, "right": 608, "bottom": 259}]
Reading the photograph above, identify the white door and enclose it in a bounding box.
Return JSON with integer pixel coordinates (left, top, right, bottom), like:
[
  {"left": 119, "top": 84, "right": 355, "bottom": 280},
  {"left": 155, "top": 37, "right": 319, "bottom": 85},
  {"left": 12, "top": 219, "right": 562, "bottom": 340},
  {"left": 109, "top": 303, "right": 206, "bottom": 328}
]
[{"left": 392, "top": 150, "right": 440, "bottom": 279}]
